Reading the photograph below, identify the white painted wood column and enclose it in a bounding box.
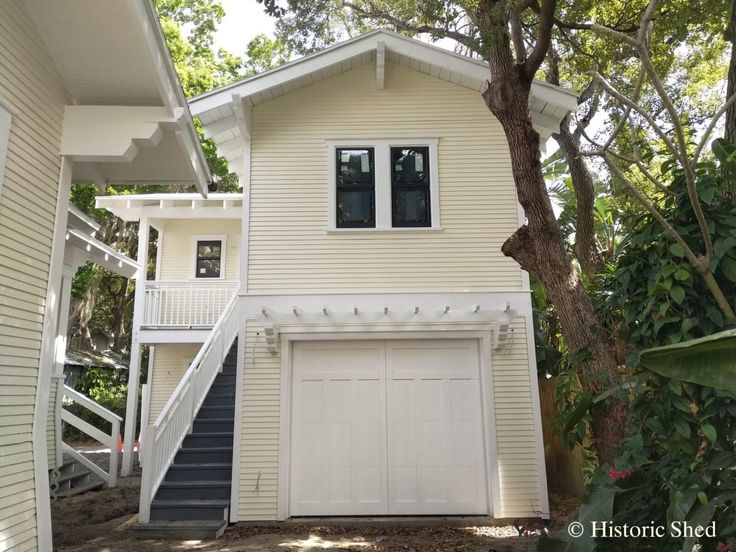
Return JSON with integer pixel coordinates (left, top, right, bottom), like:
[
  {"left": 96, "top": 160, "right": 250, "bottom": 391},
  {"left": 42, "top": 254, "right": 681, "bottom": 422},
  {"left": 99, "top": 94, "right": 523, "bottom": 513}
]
[
  {"left": 122, "top": 217, "right": 150, "bottom": 475},
  {"left": 33, "top": 156, "right": 72, "bottom": 552},
  {"left": 54, "top": 265, "right": 76, "bottom": 376}
]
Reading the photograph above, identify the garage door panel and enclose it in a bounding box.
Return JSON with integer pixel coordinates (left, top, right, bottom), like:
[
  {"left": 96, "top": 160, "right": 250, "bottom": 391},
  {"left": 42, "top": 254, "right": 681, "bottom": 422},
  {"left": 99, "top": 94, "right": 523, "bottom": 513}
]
[
  {"left": 291, "top": 339, "right": 488, "bottom": 517},
  {"left": 291, "top": 342, "right": 387, "bottom": 516}
]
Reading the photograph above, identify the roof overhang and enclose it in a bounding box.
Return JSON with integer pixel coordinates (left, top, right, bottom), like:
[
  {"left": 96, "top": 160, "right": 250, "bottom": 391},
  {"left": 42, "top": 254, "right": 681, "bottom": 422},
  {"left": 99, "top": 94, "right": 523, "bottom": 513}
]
[
  {"left": 95, "top": 193, "right": 244, "bottom": 222},
  {"left": 64, "top": 207, "right": 139, "bottom": 278},
  {"left": 23, "top": 0, "right": 211, "bottom": 194},
  {"left": 189, "top": 30, "right": 579, "bottom": 169}
]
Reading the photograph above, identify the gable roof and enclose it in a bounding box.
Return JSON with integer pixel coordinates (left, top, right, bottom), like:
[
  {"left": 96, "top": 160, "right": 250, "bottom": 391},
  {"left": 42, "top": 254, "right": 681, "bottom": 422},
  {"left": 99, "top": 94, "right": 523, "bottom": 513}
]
[{"left": 189, "top": 30, "right": 578, "bottom": 172}]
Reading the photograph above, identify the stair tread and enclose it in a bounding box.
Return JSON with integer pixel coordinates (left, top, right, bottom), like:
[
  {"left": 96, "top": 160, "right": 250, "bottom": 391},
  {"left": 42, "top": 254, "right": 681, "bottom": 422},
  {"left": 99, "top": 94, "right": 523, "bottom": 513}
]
[
  {"left": 160, "top": 480, "right": 231, "bottom": 488},
  {"left": 56, "top": 469, "right": 91, "bottom": 484},
  {"left": 152, "top": 498, "right": 230, "bottom": 507},
  {"left": 56, "top": 480, "right": 105, "bottom": 497},
  {"left": 171, "top": 462, "right": 232, "bottom": 468},
  {"left": 180, "top": 446, "right": 233, "bottom": 452},
  {"left": 132, "top": 519, "right": 227, "bottom": 539}
]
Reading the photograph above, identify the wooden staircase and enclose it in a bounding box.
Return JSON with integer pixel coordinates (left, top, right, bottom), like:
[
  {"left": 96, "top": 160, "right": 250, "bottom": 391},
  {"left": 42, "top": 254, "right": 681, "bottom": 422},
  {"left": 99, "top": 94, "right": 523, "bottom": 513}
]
[
  {"left": 51, "top": 457, "right": 106, "bottom": 499},
  {"left": 133, "top": 340, "right": 237, "bottom": 539}
]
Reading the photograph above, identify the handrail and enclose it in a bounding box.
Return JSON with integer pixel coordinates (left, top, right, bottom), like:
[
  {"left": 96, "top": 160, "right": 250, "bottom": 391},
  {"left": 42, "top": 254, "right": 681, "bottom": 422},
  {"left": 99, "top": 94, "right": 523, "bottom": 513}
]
[
  {"left": 138, "top": 291, "right": 240, "bottom": 523},
  {"left": 61, "top": 384, "right": 122, "bottom": 487}
]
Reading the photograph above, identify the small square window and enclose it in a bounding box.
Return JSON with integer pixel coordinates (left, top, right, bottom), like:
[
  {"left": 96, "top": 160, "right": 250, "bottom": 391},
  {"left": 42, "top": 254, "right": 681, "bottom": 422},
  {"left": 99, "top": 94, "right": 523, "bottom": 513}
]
[
  {"left": 391, "top": 147, "right": 430, "bottom": 227},
  {"left": 195, "top": 240, "right": 222, "bottom": 278},
  {"left": 336, "top": 148, "right": 375, "bottom": 228}
]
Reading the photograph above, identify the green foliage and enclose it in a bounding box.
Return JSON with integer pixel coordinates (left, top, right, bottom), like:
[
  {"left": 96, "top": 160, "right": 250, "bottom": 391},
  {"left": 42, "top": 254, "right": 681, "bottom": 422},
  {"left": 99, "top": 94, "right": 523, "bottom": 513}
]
[
  {"left": 245, "top": 34, "right": 291, "bottom": 73},
  {"left": 611, "top": 160, "right": 736, "bottom": 359},
  {"left": 63, "top": 367, "right": 129, "bottom": 441}
]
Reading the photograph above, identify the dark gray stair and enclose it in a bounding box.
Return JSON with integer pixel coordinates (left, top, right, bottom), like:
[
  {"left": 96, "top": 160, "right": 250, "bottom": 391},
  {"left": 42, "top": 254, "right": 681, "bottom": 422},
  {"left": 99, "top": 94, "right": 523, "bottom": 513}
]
[
  {"left": 150, "top": 499, "right": 229, "bottom": 521},
  {"left": 183, "top": 432, "right": 233, "bottom": 448},
  {"left": 132, "top": 520, "right": 228, "bottom": 539},
  {"left": 156, "top": 480, "right": 232, "bottom": 500},
  {"left": 134, "top": 337, "right": 238, "bottom": 540},
  {"left": 174, "top": 447, "right": 233, "bottom": 464},
  {"left": 193, "top": 417, "right": 235, "bottom": 433},
  {"left": 197, "top": 405, "right": 235, "bottom": 419}
]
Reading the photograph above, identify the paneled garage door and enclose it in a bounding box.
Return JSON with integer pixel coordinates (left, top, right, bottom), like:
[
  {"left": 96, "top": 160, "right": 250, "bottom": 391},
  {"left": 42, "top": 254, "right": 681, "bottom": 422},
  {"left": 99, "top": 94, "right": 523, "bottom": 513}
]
[{"left": 289, "top": 339, "right": 489, "bottom": 516}]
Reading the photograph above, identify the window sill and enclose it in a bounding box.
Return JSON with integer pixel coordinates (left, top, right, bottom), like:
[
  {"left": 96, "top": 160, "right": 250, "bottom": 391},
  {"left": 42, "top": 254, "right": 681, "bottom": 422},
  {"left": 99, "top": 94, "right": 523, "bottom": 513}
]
[{"left": 326, "top": 227, "right": 443, "bottom": 234}]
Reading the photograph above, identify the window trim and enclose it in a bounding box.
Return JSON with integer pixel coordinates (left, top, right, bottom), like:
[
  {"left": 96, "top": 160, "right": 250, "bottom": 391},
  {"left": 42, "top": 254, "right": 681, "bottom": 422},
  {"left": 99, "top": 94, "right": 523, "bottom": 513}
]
[
  {"left": 0, "top": 98, "right": 15, "bottom": 203},
  {"left": 327, "top": 139, "right": 440, "bottom": 231},
  {"left": 190, "top": 235, "right": 227, "bottom": 280}
]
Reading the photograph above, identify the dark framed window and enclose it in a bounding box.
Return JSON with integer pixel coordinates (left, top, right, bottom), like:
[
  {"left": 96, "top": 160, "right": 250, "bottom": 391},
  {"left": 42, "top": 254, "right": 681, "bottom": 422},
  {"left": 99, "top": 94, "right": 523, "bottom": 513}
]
[
  {"left": 195, "top": 240, "right": 222, "bottom": 278},
  {"left": 336, "top": 147, "right": 375, "bottom": 228},
  {"left": 391, "top": 147, "right": 431, "bottom": 227}
]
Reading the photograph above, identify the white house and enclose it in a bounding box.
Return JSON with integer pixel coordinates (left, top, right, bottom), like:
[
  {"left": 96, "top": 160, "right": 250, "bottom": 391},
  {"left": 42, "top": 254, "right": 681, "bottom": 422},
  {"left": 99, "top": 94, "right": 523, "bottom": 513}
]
[
  {"left": 0, "top": 1, "right": 210, "bottom": 550},
  {"left": 96, "top": 30, "right": 578, "bottom": 539}
]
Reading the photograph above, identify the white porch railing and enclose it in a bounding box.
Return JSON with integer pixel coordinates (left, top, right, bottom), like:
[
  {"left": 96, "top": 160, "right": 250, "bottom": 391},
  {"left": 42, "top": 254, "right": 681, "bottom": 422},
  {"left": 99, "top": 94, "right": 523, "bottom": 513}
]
[
  {"left": 142, "top": 280, "right": 238, "bottom": 327},
  {"left": 61, "top": 385, "right": 122, "bottom": 487},
  {"left": 138, "top": 292, "right": 240, "bottom": 523}
]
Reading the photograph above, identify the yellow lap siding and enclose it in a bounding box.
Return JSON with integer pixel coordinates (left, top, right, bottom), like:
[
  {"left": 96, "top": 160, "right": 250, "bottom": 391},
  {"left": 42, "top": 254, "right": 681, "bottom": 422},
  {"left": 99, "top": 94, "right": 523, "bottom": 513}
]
[
  {"left": 0, "top": 2, "right": 69, "bottom": 549},
  {"left": 248, "top": 61, "right": 523, "bottom": 293},
  {"left": 147, "top": 345, "right": 202, "bottom": 424}
]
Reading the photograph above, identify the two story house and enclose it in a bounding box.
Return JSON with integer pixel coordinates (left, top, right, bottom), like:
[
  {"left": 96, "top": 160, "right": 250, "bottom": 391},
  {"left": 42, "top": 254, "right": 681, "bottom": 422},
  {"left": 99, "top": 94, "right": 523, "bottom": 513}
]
[{"left": 98, "top": 30, "right": 577, "bottom": 538}]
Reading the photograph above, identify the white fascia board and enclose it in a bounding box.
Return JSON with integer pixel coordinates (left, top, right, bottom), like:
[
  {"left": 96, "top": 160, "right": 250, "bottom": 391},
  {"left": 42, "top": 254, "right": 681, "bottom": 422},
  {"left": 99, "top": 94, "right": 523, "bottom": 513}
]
[
  {"left": 67, "top": 205, "right": 101, "bottom": 235},
  {"left": 127, "top": 0, "right": 211, "bottom": 197},
  {"left": 191, "top": 29, "right": 578, "bottom": 122},
  {"left": 66, "top": 228, "right": 140, "bottom": 278}
]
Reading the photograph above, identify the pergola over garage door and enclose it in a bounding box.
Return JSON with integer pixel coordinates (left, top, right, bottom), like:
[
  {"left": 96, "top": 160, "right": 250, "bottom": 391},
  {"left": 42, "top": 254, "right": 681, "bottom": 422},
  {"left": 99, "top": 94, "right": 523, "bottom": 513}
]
[{"left": 289, "top": 339, "right": 489, "bottom": 516}]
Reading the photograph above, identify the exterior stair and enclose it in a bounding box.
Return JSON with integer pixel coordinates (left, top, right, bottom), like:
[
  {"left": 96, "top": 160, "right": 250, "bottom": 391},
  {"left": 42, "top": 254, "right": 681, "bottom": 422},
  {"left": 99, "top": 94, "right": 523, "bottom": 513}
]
[
  {"left": 51, "top": 457, "right": 105, "bottom": 498},
  {"left": 133, "top": 340, "right": 237, "bottom": 539}
]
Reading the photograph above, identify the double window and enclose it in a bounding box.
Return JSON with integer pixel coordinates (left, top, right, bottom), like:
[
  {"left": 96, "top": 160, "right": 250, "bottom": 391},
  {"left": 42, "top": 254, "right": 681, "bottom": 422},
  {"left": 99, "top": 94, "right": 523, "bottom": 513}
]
[{"left": 330, "top": 140, "right": 439, "bottom": 230}]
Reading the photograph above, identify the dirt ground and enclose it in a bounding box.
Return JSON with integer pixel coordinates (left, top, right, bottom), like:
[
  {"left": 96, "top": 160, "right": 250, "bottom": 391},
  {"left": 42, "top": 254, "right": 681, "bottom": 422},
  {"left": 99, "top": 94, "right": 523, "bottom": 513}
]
[{"left": 51, "top": 451, "right": 578, "bottom": 552}]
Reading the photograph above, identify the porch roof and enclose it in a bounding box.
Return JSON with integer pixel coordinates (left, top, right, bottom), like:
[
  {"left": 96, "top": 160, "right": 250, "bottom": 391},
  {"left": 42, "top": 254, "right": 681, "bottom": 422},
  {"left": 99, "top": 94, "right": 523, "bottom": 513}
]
[
  {"left": 23, "top": 0, "right": 211, "bottom": 193},
  {"left": 95, "top": 193, "right": 243, "bottom": 222}
]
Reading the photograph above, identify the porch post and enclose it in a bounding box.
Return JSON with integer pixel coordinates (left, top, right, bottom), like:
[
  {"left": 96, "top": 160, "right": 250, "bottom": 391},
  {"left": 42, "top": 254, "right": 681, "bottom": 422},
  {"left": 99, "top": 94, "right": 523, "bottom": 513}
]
[
  {"left": 121, "top": 217, "right": 149, "bottom": 475},
  {"left": 51, "top": 264, "right": 76, "bottom": 467}
]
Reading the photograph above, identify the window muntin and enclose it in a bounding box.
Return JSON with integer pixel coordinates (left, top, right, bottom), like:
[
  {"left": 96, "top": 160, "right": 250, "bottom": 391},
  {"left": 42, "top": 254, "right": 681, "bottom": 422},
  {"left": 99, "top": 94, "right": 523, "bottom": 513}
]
[
  {"left": 195, "top": 240, "right": 222, "bottom": 278},
  {"left": 391, "top": 147, "right": 430, "bottom": 227},
  {"left": 336, "top": 147, "right": 375, "bottom": 228}
]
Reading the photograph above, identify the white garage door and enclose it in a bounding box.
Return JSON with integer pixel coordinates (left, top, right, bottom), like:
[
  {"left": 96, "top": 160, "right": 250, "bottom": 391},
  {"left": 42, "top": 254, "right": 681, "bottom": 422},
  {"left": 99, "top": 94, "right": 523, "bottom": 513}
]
[{"left": 290, "top": 339, "right": 489, "bottom": 517}]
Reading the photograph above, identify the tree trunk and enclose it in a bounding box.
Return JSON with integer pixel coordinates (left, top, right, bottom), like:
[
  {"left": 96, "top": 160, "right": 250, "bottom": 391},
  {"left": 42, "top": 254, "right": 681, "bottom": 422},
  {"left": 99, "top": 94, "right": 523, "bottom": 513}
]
[
  {"left": 553, "top": 121, "right": 605, "bottom": 276},
  {"left": 479, "top": 33, "right": 625, "bottom": 462},
  {"left": 726, "top": 0, "right": 736, "bottom": 145}
]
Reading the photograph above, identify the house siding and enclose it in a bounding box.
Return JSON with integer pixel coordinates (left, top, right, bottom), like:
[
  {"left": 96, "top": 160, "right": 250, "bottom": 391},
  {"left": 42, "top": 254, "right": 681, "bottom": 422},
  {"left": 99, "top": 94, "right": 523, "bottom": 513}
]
[
  {"left": 247, "top": 61, "right": 523, "bottom": 293},
  {"left": 158, "top": 219, "right": 240, "bottom": 282},
  {"left": 0, "top": 1, "right": 69, "bottom": 550},
  {"left": 237, "top": 317, "right": 542, "bottom": 520},
  {"left": 147, "top": 344, "right": 201, "bottom": 425}
]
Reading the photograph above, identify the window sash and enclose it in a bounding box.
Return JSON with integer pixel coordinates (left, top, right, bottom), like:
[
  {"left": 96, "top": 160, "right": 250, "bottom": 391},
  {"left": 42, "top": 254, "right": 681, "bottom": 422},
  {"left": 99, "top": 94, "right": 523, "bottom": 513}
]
[
  {"left": 195, "top": 240, "right": 222, "bottom": 278},
  {"left": 336, "top": 147, "right": 375, "bottom": 228},
  {"left": 391, "top": 147, "right": 431, "bottom": 227}
]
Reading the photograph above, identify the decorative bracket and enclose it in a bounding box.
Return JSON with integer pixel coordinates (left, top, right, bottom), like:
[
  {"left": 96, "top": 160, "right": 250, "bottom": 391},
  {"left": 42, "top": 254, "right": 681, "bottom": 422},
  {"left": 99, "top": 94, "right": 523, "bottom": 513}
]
[
  {"left": 263, "top": 324, "right": 280, "bottom": 353},
  {"left": 492, "top": 322, "right": 512, "bottom": 350}
]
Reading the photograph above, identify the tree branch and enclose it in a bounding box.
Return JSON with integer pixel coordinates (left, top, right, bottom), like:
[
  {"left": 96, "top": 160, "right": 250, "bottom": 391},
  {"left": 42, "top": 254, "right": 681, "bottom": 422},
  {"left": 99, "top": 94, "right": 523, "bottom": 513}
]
[{"left": 524, "top": 0, "right": 556, "bottom": 78}]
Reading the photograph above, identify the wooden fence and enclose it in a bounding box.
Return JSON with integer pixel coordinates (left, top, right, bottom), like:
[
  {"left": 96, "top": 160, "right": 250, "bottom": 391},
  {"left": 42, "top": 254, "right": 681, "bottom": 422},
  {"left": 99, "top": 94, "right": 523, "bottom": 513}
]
[{"left": 538, "top": 376, "right": 586, "bottom": 497}]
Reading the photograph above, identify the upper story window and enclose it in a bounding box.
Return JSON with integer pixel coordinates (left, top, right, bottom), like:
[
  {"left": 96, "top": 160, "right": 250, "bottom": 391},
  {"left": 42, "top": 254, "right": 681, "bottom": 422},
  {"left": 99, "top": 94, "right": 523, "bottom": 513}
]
[
  {"left": 328, "top": 139, "right": 439, "bottom": 231},
  {"left": 336, "top": 147, "right": 375, "bottom": 228},
  {"left": 195, "top": 239, "right": 222, "bottom": 278}
]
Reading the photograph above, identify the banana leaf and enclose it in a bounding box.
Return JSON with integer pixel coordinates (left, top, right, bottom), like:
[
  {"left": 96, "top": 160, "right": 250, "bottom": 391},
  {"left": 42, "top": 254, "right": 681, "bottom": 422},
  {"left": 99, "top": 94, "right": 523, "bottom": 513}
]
[{"left": 638, "top": 329, "right": 736, "bottom": 392}]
